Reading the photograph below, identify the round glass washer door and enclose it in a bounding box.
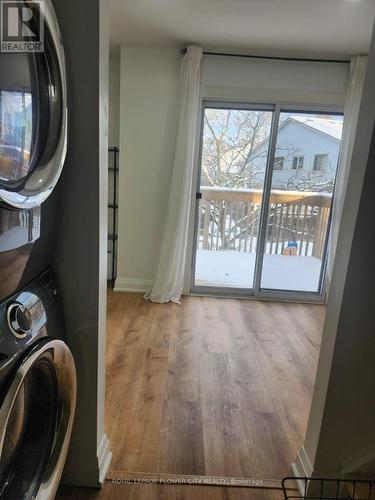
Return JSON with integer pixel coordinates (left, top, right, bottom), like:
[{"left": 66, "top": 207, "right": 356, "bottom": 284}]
[
  {"left": 0, "top": 0, "right": 67, "bottom": 209},
  {"left": 0, "top": 339, "right": 76, "bottom": 500}
]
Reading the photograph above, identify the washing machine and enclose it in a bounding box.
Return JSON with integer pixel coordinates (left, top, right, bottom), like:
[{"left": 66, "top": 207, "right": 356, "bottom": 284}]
[
  {"left": 0, "top": 1, "right": 76, "bottom": 498},
  {"left": 0, "top": 268, "right": 76, "bottom": 499},
  {"left": 0, "top": 0, "right": 68, "bottom": 299}
]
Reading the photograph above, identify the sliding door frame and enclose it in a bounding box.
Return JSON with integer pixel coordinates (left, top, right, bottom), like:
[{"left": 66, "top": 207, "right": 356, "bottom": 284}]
[
  {"left": 190, "top": 99, "right": 344, "bottom": 303},
  {"left": 190, "top": 100, "right": 275, "bottom": 298},
  {"left": 253, "top": 104, "right": 281, "bottom": 295}
]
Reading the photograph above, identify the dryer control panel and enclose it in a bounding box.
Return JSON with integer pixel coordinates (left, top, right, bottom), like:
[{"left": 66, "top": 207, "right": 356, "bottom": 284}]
[
  {"left": 0, "top": 269, "right": 64, "bottom": 372},
  {"left": 7, "top": 290, "right": 48, "bottom": 339}
]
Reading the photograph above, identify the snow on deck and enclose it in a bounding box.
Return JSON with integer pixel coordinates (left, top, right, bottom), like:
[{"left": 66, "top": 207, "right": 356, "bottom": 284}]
[{"left": 195, "top": 250, "right": 322, "bottom": 292}]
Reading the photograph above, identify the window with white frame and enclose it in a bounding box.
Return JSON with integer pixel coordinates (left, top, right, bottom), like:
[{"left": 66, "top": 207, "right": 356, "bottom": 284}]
[
  {"left": 313, "top": 154, "right": 328, "bottom": 171},
  {"left": 292, "top": 155, "right": 304, "bottom": 170},
  {"left": 273, "top": 156, "right": 284, "bottom": 170}
]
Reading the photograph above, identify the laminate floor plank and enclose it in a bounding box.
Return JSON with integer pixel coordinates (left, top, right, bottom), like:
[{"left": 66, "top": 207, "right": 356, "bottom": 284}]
[
  {"left": 57, "top": 482, "right": 287, "bottom": 500},
  {"left": 105, "top": 292, "right": 325, "bottom": 479}
]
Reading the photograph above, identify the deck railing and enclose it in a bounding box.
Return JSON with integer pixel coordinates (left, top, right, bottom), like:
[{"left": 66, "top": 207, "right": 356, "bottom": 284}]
[{"left": 197, "top": 187, "right": 332, "bottom": 259}]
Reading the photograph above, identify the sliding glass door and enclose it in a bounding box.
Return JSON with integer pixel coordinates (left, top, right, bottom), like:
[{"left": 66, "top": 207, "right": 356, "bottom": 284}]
[
  {"left": 192, "top": 104, "right": 274, "bottom": 291},
  {"left": 191, "top": 102, "right": 343, "bottom": 301},
  {"left": 259, "top": 111, "right": 343, "bottom": 294}
]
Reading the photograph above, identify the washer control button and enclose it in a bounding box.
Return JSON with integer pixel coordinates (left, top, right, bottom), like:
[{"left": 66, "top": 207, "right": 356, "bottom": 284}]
[{"left": 7, "top": 303, "right": 32, "bottom": 339}]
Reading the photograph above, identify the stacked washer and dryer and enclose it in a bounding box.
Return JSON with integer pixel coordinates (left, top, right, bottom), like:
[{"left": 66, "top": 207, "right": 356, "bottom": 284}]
[{"left": 0, "top": 1, "right": 76, "bottom": 499}]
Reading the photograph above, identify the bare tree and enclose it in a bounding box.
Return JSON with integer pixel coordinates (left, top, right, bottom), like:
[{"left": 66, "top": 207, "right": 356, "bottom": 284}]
[
  {"left": 199, "top": 110, "right": 336, "bottom": 253},
  {"left": 285, "top": 162, "right": 336, "bottom": 193},
  {"left": 201, "top": 109, "right": 272, "bottom": 188}
]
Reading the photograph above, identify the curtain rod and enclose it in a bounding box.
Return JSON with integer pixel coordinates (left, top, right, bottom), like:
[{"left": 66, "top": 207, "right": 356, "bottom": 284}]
[{"left": 180, "top": 48, "right": 350, "bottom": 64}]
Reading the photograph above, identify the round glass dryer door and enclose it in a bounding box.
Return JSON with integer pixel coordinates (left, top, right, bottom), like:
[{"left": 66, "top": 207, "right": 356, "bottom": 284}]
[{"left": 0, "top": 0, "right": 67, "bottom": 209}]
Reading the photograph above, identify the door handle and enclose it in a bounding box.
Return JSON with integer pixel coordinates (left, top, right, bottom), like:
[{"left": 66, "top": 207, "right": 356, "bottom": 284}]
[{"left": 196, "top": 192, "right": 202, "bottom": 200}]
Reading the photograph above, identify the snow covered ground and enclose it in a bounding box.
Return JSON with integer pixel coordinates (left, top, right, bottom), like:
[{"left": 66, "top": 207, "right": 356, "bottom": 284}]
[{"left": 195, "top": 249, "right": 322, "bottom": 292}]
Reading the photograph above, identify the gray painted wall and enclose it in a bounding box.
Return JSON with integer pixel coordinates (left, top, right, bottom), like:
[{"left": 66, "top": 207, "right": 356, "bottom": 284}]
[
  {"left": 315, "top": 128, "right": 375, "bottom": 474},
  {"left": 295, "top": 22, "right": 375, "bottom": 479},
  {"left": 52, "top": 0, "right": 111, "bottom": 486}
]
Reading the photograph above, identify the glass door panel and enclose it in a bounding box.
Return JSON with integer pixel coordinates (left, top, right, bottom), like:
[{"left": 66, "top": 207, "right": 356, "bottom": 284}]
[
  {"left": 260, "top": 111, "right": 343, "bottom": 293},
  {"left": 193, "top": 105, "right": 273, "bottom": 290}
]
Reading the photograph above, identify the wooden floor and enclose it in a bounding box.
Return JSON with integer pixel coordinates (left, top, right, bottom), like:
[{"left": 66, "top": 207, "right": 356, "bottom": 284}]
[
  {"left": 105, "top": 291, "right": 325, "bottom": 479},
  {"left": 57, "top": 291, "right": 324, "bottom": 500},
  {"left": 57, "top": 481, "right": 287, "bottom": 499}
]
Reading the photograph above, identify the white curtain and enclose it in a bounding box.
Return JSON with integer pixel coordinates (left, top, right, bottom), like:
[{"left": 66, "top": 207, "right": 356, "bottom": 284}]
[
  {"left": 326, "top": 55, "right": 367, "bottom": 289},
  {"left": 145, "top": 46, "right": 203, "bottom": 303}
]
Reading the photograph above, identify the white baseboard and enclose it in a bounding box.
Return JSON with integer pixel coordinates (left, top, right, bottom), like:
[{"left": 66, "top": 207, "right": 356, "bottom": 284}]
[
  {"left": 98, "top": 433, "right": 112, "bottom": 486},
  {"left": 113, "top": 277, "right": 152, "bottom": 293},
  {"left": 291, "top": 446, "right": 314, "bottom": 494}
]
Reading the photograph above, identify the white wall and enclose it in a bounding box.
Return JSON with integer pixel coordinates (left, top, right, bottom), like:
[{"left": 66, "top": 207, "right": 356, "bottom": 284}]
[
  {"left": 115, "top": 47, "right": 180, "bottom": 292},
  {"left": 115, "top": 48, "right": 349, "bottom": 293},
  {"left": 107, "top": 53, "right": 120, "bottom": 279},
  {"left": 108, "top": 53, "right": 120, "bottom": 148},
  {"left": 97, "top": 0, "right": 112, "bottom": 482}
]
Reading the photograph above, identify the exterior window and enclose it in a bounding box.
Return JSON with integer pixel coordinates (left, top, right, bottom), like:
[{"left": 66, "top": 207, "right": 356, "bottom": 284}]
[
  {"left": 313, "top": 154, "right": 328, "bottom": 171},
  {"left": 292, "top": 156, "right": 304, "bottom": 170},
  {"left": 273, "top": 156, "right": 284, "bottom": 170}
]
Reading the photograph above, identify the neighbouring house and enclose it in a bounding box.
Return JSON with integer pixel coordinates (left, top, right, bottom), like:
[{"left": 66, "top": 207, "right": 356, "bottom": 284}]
[{"left": 251, "top": 115, "right": 343, "bottom": 191}]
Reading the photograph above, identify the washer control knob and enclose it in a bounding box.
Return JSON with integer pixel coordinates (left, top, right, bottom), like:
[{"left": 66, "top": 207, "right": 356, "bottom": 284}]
[{"left": 7, "top": 303, "right": 32, "bottom": 339}]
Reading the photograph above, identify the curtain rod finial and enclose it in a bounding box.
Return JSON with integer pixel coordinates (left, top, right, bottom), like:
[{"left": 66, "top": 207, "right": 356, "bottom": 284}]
[{"left": 180, "top": 48, "right": 187, "bottom": 55}]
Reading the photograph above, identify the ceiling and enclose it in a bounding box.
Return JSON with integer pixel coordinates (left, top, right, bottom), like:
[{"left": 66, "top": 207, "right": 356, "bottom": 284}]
[{"left": 109, "top": 0, "right": 375, "bottom": 57}]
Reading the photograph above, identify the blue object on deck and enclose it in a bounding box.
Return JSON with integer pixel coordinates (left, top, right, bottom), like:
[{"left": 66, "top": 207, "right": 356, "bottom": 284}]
[{"left": 287, "top": 241, "right": 298, "bottom": 248}]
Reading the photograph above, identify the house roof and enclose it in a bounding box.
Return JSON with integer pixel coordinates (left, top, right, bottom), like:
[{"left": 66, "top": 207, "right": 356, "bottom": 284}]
[
  {"left": 250, "top": 115, "right": 343, "bottom": 157},
  {"left": 287, "top": 116, "right": 343, "bottom": 141},
  {"left": 252, "top": 115, "right": 343, "bottom": 158}
]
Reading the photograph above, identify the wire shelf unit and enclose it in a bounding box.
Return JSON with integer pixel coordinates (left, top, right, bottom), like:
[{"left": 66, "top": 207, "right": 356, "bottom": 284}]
[
  {"left": 283, "top": 477, "right": 375, "bottom": 500},
  {"left": 108, "top": 146, "right": 119, "bottom": 288}
]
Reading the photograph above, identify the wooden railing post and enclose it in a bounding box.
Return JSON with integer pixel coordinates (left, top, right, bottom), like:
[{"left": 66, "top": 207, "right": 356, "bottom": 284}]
[
  {"left": 202, "top": 200, "right": 210, "bottom": 250},
  {"left": 312, "top": 206, "right": 329, "bottom": 259},
  {"left": 198, "top": 187, "right": 332, "bottom": 258}
]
